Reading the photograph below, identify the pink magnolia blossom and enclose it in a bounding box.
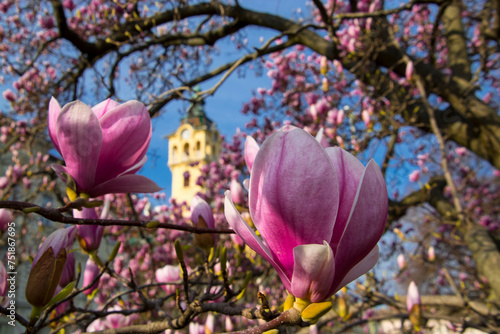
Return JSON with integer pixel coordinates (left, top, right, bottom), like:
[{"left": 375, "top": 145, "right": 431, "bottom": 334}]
[
  {"left": 83, "top": 258, "right": 100, "bottom": 295},
  {"left": 191, "top": 195, "right": 215, "bottom": 249},
  {"left": 455, "top": 147, "right": 467, "bottom": 156},
  {"left": 409, "top": 170, "right": 420, "bottom": 182},
  {"left": 2, "top": 89, "right": 16, "bottom": 102},
  {"left": 406, "top": 61, "right": 414, "bottom": 81},
  {"left": 428, "top": 246, "right": 435, "bottom": 262},
  {"left": 191, "top": 196, "right": 215, "bottom": 229},
  {"left": 406, "top": 281, "right": 420, "bottom": 313},
  {"left": 48, "top": 98, "right": 161, "bottom": 197},
  {"left": 155, "top": 264, "right": 181, "bottom": 295},
  {"left": 397, "top": 254, "right": 406, "bottom": 269},
  {"left": 0, "top": 209, "right": 13, "bottom": 232},
  {"left": 225, "top": 126, "right": 388, "bottom": 302},
  {"left": 229, "top": 179, "right": 245, "bottom": 205},
  {"left": 74, "top": 208, "right": 104, "bottom": 253}
]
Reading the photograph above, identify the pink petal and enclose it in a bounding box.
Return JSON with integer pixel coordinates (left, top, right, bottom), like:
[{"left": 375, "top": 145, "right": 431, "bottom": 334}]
[
  {"left": 91, "top": 98, "right": 121, "bottom": 119},
  {"left": 95, "top": 101, "right": 152, "bottom": 184},
  {"left": 325, "top": 147, "right": 365, "bottom": 250},
  {"left": 51, "top": 164, "right": 69, "bottom": 183},
  {"left": 330, "top": 160, "right": 387, "bottom": 291},
  {"left": 56, "top": 101, "right": 102, "bottom": 192},
  {"left": 249, "top": 127, "right": 338, "bottom": 277},
  {"left": 90, "top": 174, "right": 161, "bottom": 197},
  {"left": 32, "top": 229, "right": 69, "bottom": 269},
  {"left": 291, "top": 241, "right": 335, "bottom": 302},
  {"left": 244, "top": 136, "right": 259, "bottom": 172},
  {"left": 48, "top": 97, "right": 62, "bottom": 154},
  {"left": 334, "top": 245, "right": 379, "bottom": 293},
  {"left": 224, "top": 192, "right": 291, "bottom": 290}
]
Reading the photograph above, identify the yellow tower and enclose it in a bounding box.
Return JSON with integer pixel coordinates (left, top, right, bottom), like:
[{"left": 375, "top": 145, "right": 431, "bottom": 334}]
[{"left": 167, "top": 96, "right": 221, "bottom": 205}]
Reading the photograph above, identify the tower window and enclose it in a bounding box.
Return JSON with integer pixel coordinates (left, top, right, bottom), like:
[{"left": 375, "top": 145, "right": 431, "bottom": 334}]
[
  {"left": 183, "top": 143, "right": 190, "bottom": 160},
  {"left": 172, "top": 146, "right": 178, "bottom": 162},
  {"left": 183, "top": 171, "right": 190, "bottom": 187},
  {"left": 196, "top": 141, "right": 201, "bottom": 158}
]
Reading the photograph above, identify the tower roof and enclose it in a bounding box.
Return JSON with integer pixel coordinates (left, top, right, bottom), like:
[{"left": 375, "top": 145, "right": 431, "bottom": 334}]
[{"left": 181, "top": 87, "right": 213, "bottom": 129}]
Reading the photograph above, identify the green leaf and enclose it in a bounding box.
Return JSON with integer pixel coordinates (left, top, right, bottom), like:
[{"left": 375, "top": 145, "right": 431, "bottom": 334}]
[{"left": 45, "top": 281, "right": 76, "bottom": 309}]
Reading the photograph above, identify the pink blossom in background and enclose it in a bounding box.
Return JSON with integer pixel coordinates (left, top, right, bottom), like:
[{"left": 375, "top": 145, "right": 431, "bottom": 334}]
[
  {"left": 428, "top": 246, "right": 435, "bottom": 262},
  {"left": 155, "top": 265, "right": 181, "bottom": 295},
  {"left": 225, "top": 126, "right": 388, "bottom": 302},
  {"left": 62, "top": 0, "right": 76, "bottom": 10},
  {"left": 0, "top": 209, "right": 13, "bottom": 232},
  {"left": 39, "top": 16, "right": 55, "bottom": 29},
  {"left": 48, "top": 98, "right": 161, "bottom": 197},
  {"left": 83, "top": 258, "right": 100, "bottom": 295},
  {"left": 409, "top": 170, "right": 420, "bottom": 182},
  {"left": 397, "top": 254, "right": 406, "bottom": 269},
  {"left": 2, "top": 89, "right": 16, "bottom": 102},
  {"left": 455, "top": 147, "right": 467, "bottom": 156},
  {"left": 406, "top": 281, "right": 420, "bottom": 312},
  {"left": 406, "top": 61, "right": 414, "bottom": 81},
  {"left": 244, "top": 135, "right": 259, "bottom": 172}
]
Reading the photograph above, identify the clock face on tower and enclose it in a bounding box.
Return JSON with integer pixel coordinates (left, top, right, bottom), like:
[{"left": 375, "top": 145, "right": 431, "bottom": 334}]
[{"left": 181, "top": 129, "right": 191, "bottom": 139}]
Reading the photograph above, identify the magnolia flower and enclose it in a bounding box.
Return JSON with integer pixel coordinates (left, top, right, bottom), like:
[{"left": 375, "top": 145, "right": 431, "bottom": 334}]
[
  {"left": 0, "top": 208, "right": 13, "bottom": 232},
  {"left": 155, "top": 264, "right": 181, "bottom": 295},
  {"left": 409, "top": 170, "right": 420, "bottom": 182},
  {"left": 48, "top": 98, "right": 161, "bottom": 198},
  {"left": 191, "top": 195, "right": 215, "bottom": 249},
  {"left": 407, "top": 281, "right": 420, "bottom": 312},
  {"left": 229, "top": 179, "right": 245, "bottom": 205},
  {"left": 406, "top": 61, "right": 414, "bottom": 81},
  {"left": 74, "top": 208, "right": 105, "bottom": 253},
  {"left": 83, "top": 258, "right": 100, "bottom": 295},
  {"left": 428, "top": 246, "right": 435, "bottom": 262},
  {"left": 397, "top": 254, "right": 406, "bottom": 270},
  {"left": 225, "top": 126, "right": 388, "bottom": 303}
]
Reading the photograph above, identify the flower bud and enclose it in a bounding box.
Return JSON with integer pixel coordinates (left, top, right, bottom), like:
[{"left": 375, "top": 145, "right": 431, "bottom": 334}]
[
  {"left": 397, "top": 254, "right": 406, "bottom": 269},
  {"left": 25, "top": 229, "right": 68, "bottom": 308},
  {"left": 83, "top": 258, "right": 100, "bottom": 295},
  {"left": 191, "top": 196, "right": 215, "bottom": 250},
  {"left": 230, "top": 179, "right": 245, "bottom": 205},
  {"left": 0, "top": 209, "right": 13, "bottom": 232},
  {"left": 428, "top": 246, "right": 435, "bottom": 262},
  {"left": 74, "top": 208, "right": 104, "bottom": 253}
]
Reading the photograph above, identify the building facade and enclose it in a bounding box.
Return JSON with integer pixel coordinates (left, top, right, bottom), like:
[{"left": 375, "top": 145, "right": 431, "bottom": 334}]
[{"left": 166, "top": 97, "right": 221, "bottom": 205}]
